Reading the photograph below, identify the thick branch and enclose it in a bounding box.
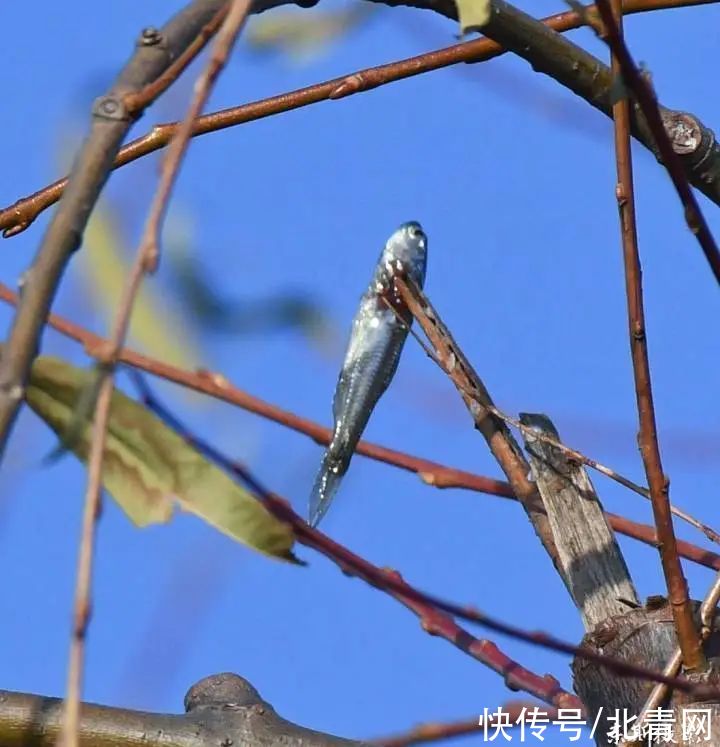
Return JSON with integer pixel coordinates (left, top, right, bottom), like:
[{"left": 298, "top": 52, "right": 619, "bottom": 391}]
[
  {"left": 1, "top": 282, "right": 718, "bottom": 574},
  {"left": 0, "top": 673, "right": 364, "bottom": 747},
  {"left": 383, "top": 0, "right": 720, "bottom": 207},
  {"left": 0, "top": 0, "right": 234, "bottom": 459},
  {"left": 0, "top": 0, "right": 716, "bottom": 237},
  {"left": 0, "top": 0, "right": 321, "bottom": 459},
  {"left": 521, "top": 414, "right": 639, "bottom": 631}
]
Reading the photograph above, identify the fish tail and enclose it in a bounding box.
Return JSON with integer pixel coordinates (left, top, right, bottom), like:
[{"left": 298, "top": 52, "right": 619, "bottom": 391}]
[{"left": 308, "top": 448, "right": 349, "bottom": 527}]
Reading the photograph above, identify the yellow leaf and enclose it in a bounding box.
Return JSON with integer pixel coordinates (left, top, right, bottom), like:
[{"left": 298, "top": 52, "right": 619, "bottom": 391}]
[
  {"left": 26, "top": 356, "right": 297, "bottom": 562},
  {"left": 455, "top": 0, "right": 491, "bottom": 34},
  {"left": 83, "top": 205, "right": 199, "bottom": 370}
]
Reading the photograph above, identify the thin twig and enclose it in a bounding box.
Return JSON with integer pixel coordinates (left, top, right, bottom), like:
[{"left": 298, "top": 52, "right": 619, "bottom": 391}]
[
  {"left": 123, "top": 6, "right": 230, "bottom": 115},
  {"left": 134, "top": 375, "right": 580, "bottom": 709},
  {"left": 0, "top": 0, "right": 717, "bottom": 237},
  {"left": 2, "top": 282, "right": 718, "bottom": 573},
  {"left": 118, "top": 379, "right": 720, "bottom": 704},
  {"left": 394, "top": 265, "right": 704, "bottom": 669},
  {"left": 593, "top": 0, "right": 720, "bottom": 284},
  {"left": 381, "top": 292, "right": 720, "bottom": 547},
  {"left": 489, "top": 403, "right": 720, "bottom": 543},
  {"left": 371, "top": 704, "right": 562, "bottom": 747},
  {"left": 130, "top": 445, "right": 720, "bottom": 698},
  {"left": 602, "top": 0, "right": 705, "bottom": 672},
  {"left": 633, "top": 573, "right": 720, "bottom": 738},
  {"left": 58, "top": 4, "right": 254, "bottom": 746},
  {"left": 389, "top": 283, "right": 564, "bottom": 576},
  {"left": 0, "top": 0, "right": 231, "bottom": 461}
]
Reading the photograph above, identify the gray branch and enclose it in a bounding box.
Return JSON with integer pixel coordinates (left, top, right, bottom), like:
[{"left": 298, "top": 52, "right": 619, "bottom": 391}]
[
  {"left": 2, "top": 0, "right": 717, "bottom": 465},
  {"left": 572, "top": 599, "right": 720, "bottom": 746},
  {"left": 0, "top": 673, "right": 366, "bottom": 747},
  {"left": 0, "top": 0, "right": 317, "bottom": 459},
  {"left": 0, "top": 0, "right": 218, "bottom": 456},
  {"left": 365, "top": 0, "right": 720, "bottom": 205},
  {"left": 520, "top": 413, "right": 639, "bottom": 632}
]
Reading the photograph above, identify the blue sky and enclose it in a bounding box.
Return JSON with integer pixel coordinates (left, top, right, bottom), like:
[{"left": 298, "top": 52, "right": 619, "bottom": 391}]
[{"left": 0, "top": 0, "right": 718, "bottom": 743}]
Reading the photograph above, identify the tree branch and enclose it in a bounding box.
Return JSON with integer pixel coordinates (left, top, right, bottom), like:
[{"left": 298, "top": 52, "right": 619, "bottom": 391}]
[
  {"left": 0, "top": 673, "right": 365, "bottom": 747},
  {"left": 600, "top": 0, "right": 705, "bottom": 672},
  {"left": 594, "top": 0, "right": 720, "bottom": 285},
  {"left": 0, "top": 281, "right": 718, "bottom": 575},
  {"left": 57, "top": 3, "right": 256, "bottom": 746},
  {"left": 134, "top": 375, "right": 583, "bottom": 710},
  {"left": 125, "top": 377, "right": 717, "bottom": 704},
  {"left": 2, "top": 292, "right": 717, "bottom": 699},
  {"left": 520, "top": 413, "right": 639, "bottom": 631},
  {"left": 0, "top": 0, "right": 715, "bottom": 238},
  {"left": 371, "top": 703, "right": 562, "bottom": 747},
  {"left": 462, "top": 1, "right": 720, "bottom": 208},
  {"left": 391, "top": 276, "right": 565, "bottom": 580},
  {"left": 0, "top": 0, "right": 326, "bottom": 461},
  {"left": 0, "top": 0, "right": 238, "bottom": 461}
]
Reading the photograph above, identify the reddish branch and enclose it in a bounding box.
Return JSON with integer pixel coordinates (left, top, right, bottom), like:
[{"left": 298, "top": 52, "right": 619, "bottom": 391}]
[
  {"left": 130, "top": 380, "right": 713, "bottom": 705},
  {"left": 0, "top": 0, "right": 715, "bottom": 238},
  {"left": 1, "top": 290, "right": 717, "bottom": 697},
  {"left": 372, "top": 703, "right": 562, "bottom": 747},
  {"left": 0, "top": 282, "right": 718, "bottom": 574},
  {"left": 0, "top": 0, "right": 234, "bottom": 465},
  {"left": 123, "top": 6, "right": 230, "bottom": 115},
  {"left": 145, "top": 426, "right": 720, "bottom": 698},
  {"left": 594, "top": 0, "right": 720, "bottom": 285},
  {"left": 601, "top": 0, "right": 705, "bottom": 672},
  {"left": 58, "top": 5, "right": 256, "bottom": 747},
  {"left": 137, "top": 377, "right": 581, "bottom": 710}
]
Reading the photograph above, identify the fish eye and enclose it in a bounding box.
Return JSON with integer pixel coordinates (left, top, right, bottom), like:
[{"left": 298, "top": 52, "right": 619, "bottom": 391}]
[{"left": 406, "top": 222, "right": 424, "bottom": 239}]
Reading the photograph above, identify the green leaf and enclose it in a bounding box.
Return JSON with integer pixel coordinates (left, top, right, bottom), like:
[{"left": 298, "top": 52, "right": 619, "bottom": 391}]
[
  {"left": 455, "top": 0, "right": 491, "bottom": 35},
  {"left": 26, "top": 356, "right": 297, "bottom": 562}
]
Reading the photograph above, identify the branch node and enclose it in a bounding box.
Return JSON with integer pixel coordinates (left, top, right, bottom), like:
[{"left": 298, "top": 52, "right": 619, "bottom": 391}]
[
  {"left": 91, "top": 95, "right": 131, "bottom": 122},
  {"left": 329, "top": 74, "right": 366, "bottom": 100},
  {"left": 185, "top": 673, "right": 264, "bottom": 712},
  {"left": 139, "top": 27, "right": 165, "bottom": 47}
]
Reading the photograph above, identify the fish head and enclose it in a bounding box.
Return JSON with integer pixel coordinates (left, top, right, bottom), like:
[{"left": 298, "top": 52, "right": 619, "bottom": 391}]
[{"left": 382, "top": 221, "right": 428, "bottom": 285}]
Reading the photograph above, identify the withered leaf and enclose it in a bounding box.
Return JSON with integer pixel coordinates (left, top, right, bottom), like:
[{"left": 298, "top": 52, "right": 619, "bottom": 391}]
[{"left": 26, "top": 356, "right": 296, "bottom": 562}]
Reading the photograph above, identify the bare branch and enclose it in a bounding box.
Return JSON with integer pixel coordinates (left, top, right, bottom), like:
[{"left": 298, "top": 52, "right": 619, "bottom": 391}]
[
  {"left": 0, "top": 0, "right": 234, "bottom": 460},
  {"left": 471, "top": 1, "right": 720, "bottom": 209},
  {"left": 391, "top": 275, "right": 565, "bottom": 578},
  {"left": 594, "top": 0, "right": 720, "bottom": 284},
  {"left": 634, "top": 573, "right": 720, "bottom": 734},
  {"left": 521, "top": 414, "right": 639, "bottom": 630},
  {"left": 135, "top": 375, "right": 581, "bottom": 709},
  {"left": 125, "top": 380, "right": 717, "bottom": 704},
  {"left": 58, "top": 3, "right": 254, "bottom": 746},
  {"left": 0, "top": 0, "right": 717, "bottom": 238},
  {"left": 1, "top": 282, "right": 718, "bottom": 574},
  {"left": 0, "top": 673, "right": 365, "bottom": 747},
  {"left": 602, "top": 0, "right": 705, "bottom": 672},
  {"left": 382, "top": 295, "right": 720, "bottom": 550},
  {"left": 371, "top": 703, "right": 562, "bottom": 746}
]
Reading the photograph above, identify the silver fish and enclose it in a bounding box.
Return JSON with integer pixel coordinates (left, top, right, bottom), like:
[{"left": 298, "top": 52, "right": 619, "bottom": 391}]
[{"left": 309, "top": 221, "right": 428, "bottom": 526}]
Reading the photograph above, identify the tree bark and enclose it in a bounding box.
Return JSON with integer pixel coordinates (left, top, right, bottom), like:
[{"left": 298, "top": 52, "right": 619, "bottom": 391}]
[{"left": 0, "top": 673, "right": 366, "bottom": 747}]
